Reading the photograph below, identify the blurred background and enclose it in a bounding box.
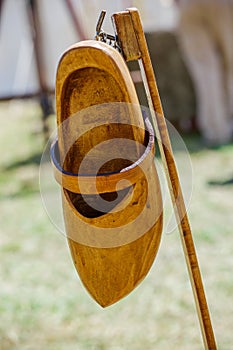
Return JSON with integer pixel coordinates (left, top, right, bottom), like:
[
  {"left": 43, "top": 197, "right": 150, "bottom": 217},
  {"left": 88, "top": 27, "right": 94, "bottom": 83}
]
[{"left": 0, "top": 0, "right": 232, "bottom": 349}]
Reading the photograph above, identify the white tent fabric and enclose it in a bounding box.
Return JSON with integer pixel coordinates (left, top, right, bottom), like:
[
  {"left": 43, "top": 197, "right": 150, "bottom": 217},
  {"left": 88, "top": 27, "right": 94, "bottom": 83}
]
[{"left": 0, "top": 0, "right": 177, "bottom": 98}]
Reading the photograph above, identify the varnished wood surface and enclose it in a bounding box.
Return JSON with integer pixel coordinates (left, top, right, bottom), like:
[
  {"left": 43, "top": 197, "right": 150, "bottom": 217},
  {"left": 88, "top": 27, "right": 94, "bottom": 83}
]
[
  {"left": 55, "top": 40, "right": 163, "bottom": 307},
  {"left": 51, "top": 121, "right": 155, "bottom": 194},
  {"left": 113, "top": 8, "right": 217, "bottom": 349}
]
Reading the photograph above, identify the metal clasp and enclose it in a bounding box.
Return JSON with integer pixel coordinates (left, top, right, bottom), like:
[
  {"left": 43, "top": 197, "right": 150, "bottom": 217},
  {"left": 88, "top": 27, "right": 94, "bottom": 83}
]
[{"left": 95, "top": 11, "right": 121, "bottom": 51}]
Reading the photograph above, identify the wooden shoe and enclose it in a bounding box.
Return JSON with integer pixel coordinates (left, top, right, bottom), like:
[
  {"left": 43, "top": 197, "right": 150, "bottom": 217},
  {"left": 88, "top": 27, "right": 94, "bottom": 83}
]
[{"left": 51, "top": 40, "right": 163, "bottom": 307}]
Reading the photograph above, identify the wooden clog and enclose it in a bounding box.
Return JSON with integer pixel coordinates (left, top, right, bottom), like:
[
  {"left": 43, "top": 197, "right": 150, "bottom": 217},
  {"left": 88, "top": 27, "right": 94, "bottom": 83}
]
[{"left": 52, "top": 40, "right": 163, "bottom": 307}]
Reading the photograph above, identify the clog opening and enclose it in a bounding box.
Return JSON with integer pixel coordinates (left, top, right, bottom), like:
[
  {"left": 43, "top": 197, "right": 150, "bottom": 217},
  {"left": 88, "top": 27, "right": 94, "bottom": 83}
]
[{"left": 66, "top": 128, "right": 150, "bottom": 219}]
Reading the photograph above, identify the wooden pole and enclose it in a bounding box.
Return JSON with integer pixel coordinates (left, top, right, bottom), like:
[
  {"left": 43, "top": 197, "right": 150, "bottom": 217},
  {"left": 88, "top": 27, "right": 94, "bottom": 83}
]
[
  {"left": 27, "top": 0, "right": 48, "bottom": 94},
  {"left": 112, "top": 8, "right": 217, "bottom": 349},
  {"left": 64, "top": 0, "right": 87, "bottom": 40},
  {"left": 27, "top": 0, "right": 53, "bottom": 138},
  {"left": 0, "top": 0, "right": 4, "bottom": 18}
]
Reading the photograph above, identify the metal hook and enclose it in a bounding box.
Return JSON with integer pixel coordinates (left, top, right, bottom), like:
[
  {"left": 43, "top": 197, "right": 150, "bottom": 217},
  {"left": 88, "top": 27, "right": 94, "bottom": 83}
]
[
  {"left": 95, "top": 10, "right": 121, "bottom": 52},
  {"left": 96, "top": 10, "right": 106, "bottom": 36}
]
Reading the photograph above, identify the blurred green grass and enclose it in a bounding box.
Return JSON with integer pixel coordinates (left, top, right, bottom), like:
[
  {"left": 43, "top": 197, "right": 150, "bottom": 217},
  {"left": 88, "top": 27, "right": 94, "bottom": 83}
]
[{"left": 0, "top": 101, "right": 233, "bottom": 349}]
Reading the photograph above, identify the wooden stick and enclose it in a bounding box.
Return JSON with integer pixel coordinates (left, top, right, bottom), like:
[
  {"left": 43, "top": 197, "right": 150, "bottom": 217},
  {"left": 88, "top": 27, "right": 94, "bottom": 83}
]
[
  {"left": 112, "top": 8, "right": 217, "bottom": 349},
  {"left": 64, "top": 0, "right": 87, "bottom": 40},
  {"left": 27, "top": 0, "right": 48, "bottom": 93}
]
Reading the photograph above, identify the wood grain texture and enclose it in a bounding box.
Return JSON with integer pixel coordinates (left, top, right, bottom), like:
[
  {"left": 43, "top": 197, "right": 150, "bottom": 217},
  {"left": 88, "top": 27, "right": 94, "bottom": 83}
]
[
  {"left": 51, "top": 122, "right": 155, "bottom": 195},
  {"left": 55, "top": 40, "right": 163, "bottom": 307},
  {"left": 113, "top": 8, "right": 217, "bottom": 349}
]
